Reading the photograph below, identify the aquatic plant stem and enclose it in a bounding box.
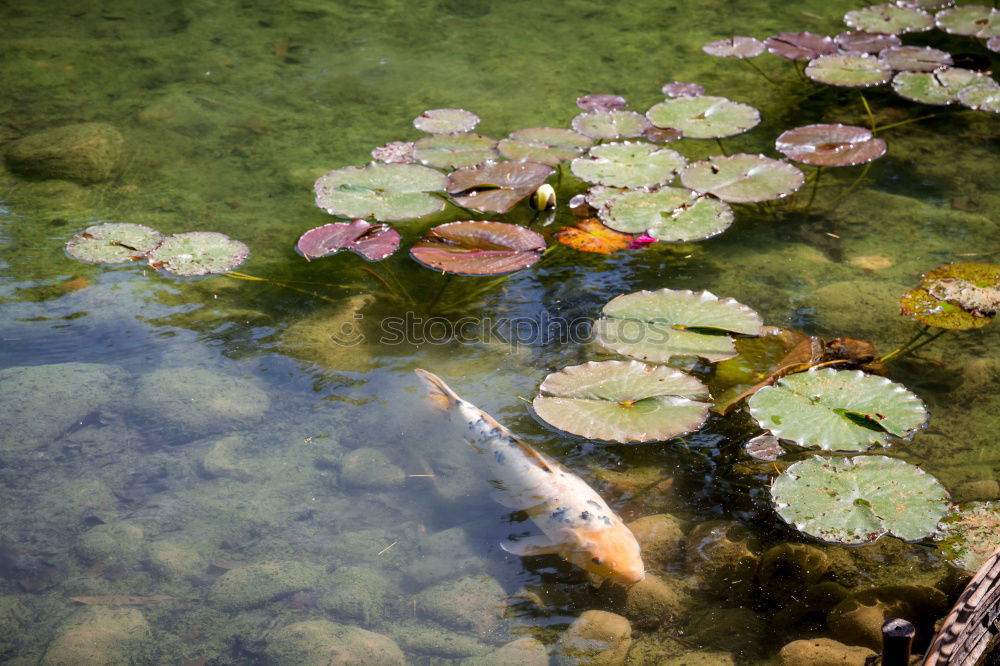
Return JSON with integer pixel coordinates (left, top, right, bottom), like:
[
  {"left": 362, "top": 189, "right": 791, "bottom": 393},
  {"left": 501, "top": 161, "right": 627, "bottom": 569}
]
[
  {"left": 802, "top": 166, "right": 823, "bottom": 218},
  {"left": 377, "top": 262, "right": 414, "bottom": 304},
  {"left": 426, "top": 272, "right": 454, "bottom": 311},
  {"left": 714, "top": 138, "right": 729, "bottom": 156},
  {"left": 860, "top": 92, "right": 876, "bottom": 131},
  {"left": 872, "top": 114, "right": 939, "bottom": 134},
  {"left": 879, "top": 325, "right": 950, "bottom": 364},
  {"left": 445, "top": 274, "right": 514, "bottom": 310},
  {"left": 826, "top": 161, "right": 872, "bottom": 215},
  {"left": 360, "top": 266, "right": 400, "bottom": 300},
  {"left": 224, "top": 272, "right": 346, "bottom": 304},
  {"left": 741, "top": 58, "right": 779, "bottom": 85}
]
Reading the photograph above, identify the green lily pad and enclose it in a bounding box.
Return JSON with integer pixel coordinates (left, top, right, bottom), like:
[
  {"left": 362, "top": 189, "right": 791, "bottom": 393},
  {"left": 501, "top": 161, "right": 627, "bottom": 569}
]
[
  {"left": 844, "top": 4, "right": 935, "bottom": 34},
  {"left": 748, "top": 368, "right": 927, "bottom": 451},
  {"left": 570, "top": 141, "right": 687, "bottom": 189},
  {"left": 935, "top": 5, "right": 999, "bottom": 38},
  {"left": 601, "top": 188, "right": 734, "bottom": 242},
  {"left": 959, "top": 84, "right": 1000, "bottom": 113},
  {"left": 646, "top": 95, "right": 760, "bottom": 139},
  {"left": 702, "top": 36, "right": 765, "bottom": 58},
  {"left": 585, "top": 185, "right": 629, "bottom": 213},
  {"left": 892, "top": 68, "right": 994, "bottom": 105},
  {"left": 497, "top": 127, "right": 593, "bottom": 165},
  {"left": 147, "top": 231, "right": 250, "bottom": 276},
  {"left": 314, "top": 163, "right": 448, "bottom": 221},
  {"left": 413, "top": 133, "right": 499, "bottom": 169},
  {"left": 902, "top": 0, "right": 953, "bottom": 9},
  {"left": 594, "top": 288, "right": 763, "bottom": 363},
  {"left": 447, "top": 161, "right": 554, "bottom": 213},
  {"left": 900, "top": 262, "right": 1000, "bottom": 329},
  {"left": 680, "top": 154, "right": 805, "bottom": 203},
  {"left": 805, "top": 54, "right": 892, "bottom": 87},
  {"left": 935, "top": 501, "right": 1000, "bottom": 572},
  {"left": 532, "top": 360, "right": 710, "bottom": 443},
  {"left": 879, "top": 46, "right": 953, "bottom": 72},
  {"left": 571, "top": 110, "right": 650, "bottom": 140},
  {"left": 771, "top": 455, "right": 949, "bottom": 544},
  {"left": 66, "top": 222, "right": 164, "bottom": 264},
  {"left": 413, "top": 108, "right": 480, "bottom": 134}
]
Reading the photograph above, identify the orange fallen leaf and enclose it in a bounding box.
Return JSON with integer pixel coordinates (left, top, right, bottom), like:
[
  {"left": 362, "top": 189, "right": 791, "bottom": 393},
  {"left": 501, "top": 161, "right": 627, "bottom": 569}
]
[
  {"left": 555, "top": 218, "right": 633, "bottom": 254},
  {"left": 70, "top": 594, "right": 174, "bottom": 606}
]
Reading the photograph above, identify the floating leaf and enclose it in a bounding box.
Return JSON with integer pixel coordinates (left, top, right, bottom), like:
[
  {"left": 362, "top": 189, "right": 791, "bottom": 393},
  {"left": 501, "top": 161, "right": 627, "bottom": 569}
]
[
  {"left": 314, "top": 163, "right": 447, "bottom": 221},
  {"left": 901, "top": 0, "right": 953, "bottom": 9},
  {"left": 66, "top": 222, "right": 163, "bottom": 264},
  {"left": 892, "top": 67, "right": 994, "bottom": 105},
  {"left": 147, "top": 232, "right": 250, "bottom": 276},
  {"left": 371, "top": 141, "right": 415, "bottom": 164},
  {"left": 532, "top": 360, "right": 710, "bottom": 443},
  {"left": 570, "top": 141, "right": 687, "bottom": 189},
  {"left": 661, "top": 81, "right": 706, "bottom": 98},
  {"left": 745, "top": 433, "right": 787, "bottom": 461},
  {"left": 409, "top": 220, "right": 545, "bottom": 276},
  {"left": 497, "top": 127, "right": 592, "bottom": 165},
  {"left": 748, "top": 368, "right": 927, "bottom": 451},
  {"left": 805, "top": 54, "right": 892, "bottom": 87},
  {"left": 296, "top": 220, "right": 400, "bottom": 261},
  {"left": 712, "top": 329, "right": 816, "bottom": 414},
  {"left": 413, "top": 108, "right": 480, "bottom": 134},
  {"left": 989, "top": 36, "right": 1000, "bottom": 53},
  {"left": 835, "top": 31, "right": 902, "bottom": 53},
  {"left": 681, "top": 154, "right": 805, "bottom": 203},
  {"left": 555, "top": 218, "right": 634, "bottom": 254},
  {"left": 844, "top": 4, "right": 934, "bottom": 34},
  {"left": 571, "top": 110, "right": 650, "bottom": 140},
  {"left": 935, "top": 501, "right": 1000, "bottom": 572},
  {"left": 935, "top": 5, "right": 999, "bottom": 38},
  {"left": 764, "top": 32, "right": 837, "bottom": 60},
  {"left": 959, "top": 84, "right": 1000, "bottom": 113},
  {"left": 702, "top": 36, "right": 765, "bottom": 58},
  {"left": 646, "top": 96, "right": 760, "bottom": 139},
  {"left": 585, "top": 185, "right": 629, "bottom": 212},
  {"left": 576, "top": 94, "right": 628, "bottom": 112},
  {"left": 775, "top": 124, "right": 887, "bottom": 167},
  {"left": 879, "top": 46, "right": 952, "bottom": 72},
  {"left": 413, "top": 133, "right": 499, "bottom": 169},
  {"left": 900, "top": 262, "right": 1000, "bottom": 329},
  {"left": 600, "top": 187, "right": 734, "bottom": 242},
  {"left": 770, "top": 455, "right": 949, "bottom": 544},
  {"left": 446, "top": 161, "right": 554, "bottom": 214},
  {"left": 594, "top": 288, "right": 763, "bottom": 363}
]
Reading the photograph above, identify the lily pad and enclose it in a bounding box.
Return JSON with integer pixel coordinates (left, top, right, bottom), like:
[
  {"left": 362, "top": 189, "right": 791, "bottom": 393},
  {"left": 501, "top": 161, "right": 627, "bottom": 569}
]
[
  {"left": 555, "top": 218, "right": 634, "bottom": 255},
  {"left": 775, "top": 124, "right": 887, "bottom": 167},
  {"left": 314, "top": 163, "right": 448, "bottom": 221},
  {"left": 959, "top": 84, "right": 1000, "bottom": 113},
  {"left": 661, "top": 81, "right": 706, "bottom": 98},
  {"left": 371, "top": 141, "right": 415, "bottom": 164},
  {"left": 497, "top": 127, "right": 592, "bottom": 165},
  {"left": 446, "top": 161, "right": 554, "bottom": 213},
  {"left": 409, "top": 220, "right": 545, "bottom": 276},
  {"left": 296, "top": 220, "right": 400, "bottom": 261},
  {"left": 879, "top": 46, "right": 952, "bottom": 72},
  {"left": 901, "top": 0, "right": 953, "bottom": 9},
  {"left": 570, "top": 141, "right": 687, "bottom": 189},
  {"left": 646, "top": 95, "right": 760, "bottom": 139},
  {"left": 576, "top": 94, "right": 628, "bottom": 112},
  {"left": 66, "top": 222, "right": 164, "bottom": 264},
  {"left": 681, "top": 154, "right": 805, "bottom": 203},
  {"left": 844, "top": 4, "right": 935, "bottom": 34},
  {"left": 935, "top": 501, "right": 1000, "bottom": 572},
  {"left": 585, "top": 185, "right": 629, "bottom": 213},
  {"left": 764, "top": 32, "right": 837, "bottom": 60},
  {"left": 413, "top": 108, "right": 480, "bottom": 134},
  {"left": 594, "top": 288, "right": 763, "bottom": 363},
  {"left": 989, "top": 36, "right": 1000, "bottom": 53},
  {"left": 835, "top": 31, "right": 902, "bottom": 53},
  {"left": 571, "top": 110, "right": 650, "bottom": 140},
  {"left": 601, "top": 188, "right": 734, "bottom": 242},
  {"left": 900, "top": 262, "right": 1000, "bottom": 329},
  {"left": 702, "top": 36, "right": 765, "bottom": 58},
  {"left": 532, "top": 360, "right": 710, "bottom": 443},
  {"left": 935, "top": 5, "right": 999, "bottom": 38},
  {"left": 748, "top": 368, "right": 927, "bottom": 451},
  {"left": 413, "top": 133, "right": 499, "bottom": 169},
  {"left": 892, "top": 67, "right": 994, "bottom": 105},
  {"left": 147, "top": 232, "right": 249, "bottom": 276},
  {"left": 771, "top": 455, "right": 949, "bottom": 544},
  {"left": 805, "top": 54, "right": 892, "bottom": 87}
]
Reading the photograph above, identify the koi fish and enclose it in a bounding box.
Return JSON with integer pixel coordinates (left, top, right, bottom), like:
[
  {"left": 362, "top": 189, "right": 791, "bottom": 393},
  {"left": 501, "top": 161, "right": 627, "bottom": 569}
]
[{"left": 414, "top": 369, "right": 645, "bottom": 585}]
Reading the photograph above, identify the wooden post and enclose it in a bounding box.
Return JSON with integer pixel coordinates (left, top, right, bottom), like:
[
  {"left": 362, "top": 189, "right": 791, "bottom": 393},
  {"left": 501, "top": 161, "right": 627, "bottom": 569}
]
[{"left": 882, "top": 618, "right": 915, "bottom": 666}]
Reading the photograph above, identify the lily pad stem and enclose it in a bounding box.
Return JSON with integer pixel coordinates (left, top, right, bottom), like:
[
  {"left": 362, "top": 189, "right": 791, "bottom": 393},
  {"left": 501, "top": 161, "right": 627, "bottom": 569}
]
[
  {"left": 860, "top": 92, "right": 876, "bottom": 131},
  {"left": 446, "top": 274, "right": 514, "bottom": 310},
  {"left": 802, "top": 166, "right": 823, "bottom": 218},
  {"left": 741, "top": 57, "right": 779, "bottom": 85},
  {"left": 880, "top": 325, "right": 949, "bottom": 364},
  {"left": 714, "top": 138, "right": 729, "bottom": 156},
  {"left": 360, "top": 265, "right": 400, "bottom": 300},
  {"left": 872, "top": 114, "right": 939, "bottom": 134},
  {"left": 826, "top": 161, "right": 873, "bottom": 215},
  {"left": 224, "top": 271, "right": 345, "bottom": 304},
  {"left": 426, "top": 272, "right": 454, "bottom": 311}
]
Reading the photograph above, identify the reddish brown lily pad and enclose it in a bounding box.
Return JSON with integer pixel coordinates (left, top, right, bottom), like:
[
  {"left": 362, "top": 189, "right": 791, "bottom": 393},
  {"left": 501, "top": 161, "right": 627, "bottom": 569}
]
[
  {"left": 447, "top": 161, "right": 554, "bottom": 214},
  {"left": 879, "top": 46, "right": 953, "bottom": 72},
  {"left": 835, "top": 31, "right": 902, "bottom": 53},
  {"left": 576, "top": 94, "right": 628, "bottom": 112},
  {"left": 371, "top": 141, "right": 415, "bottom": 164},
  {"left": 661, "top": 81, "right": 706, "bottom": 98},
  {"left": 775, "top": 124, "right": 887, "bottom": 167},
  {"left": 764, "top": 32, "right": 837, "bottom": 60},
  {"left": 413, "top": 108, "right": 480, "bottom": 134},
  {"left": 296, "top": 220, "right": 401, "bottom": 261},
  {"left": 410, "top": 221, "right": 546, "bottom": 276},
  {"left": 703, "top": 36, "right": 765, "bottom": 58}
]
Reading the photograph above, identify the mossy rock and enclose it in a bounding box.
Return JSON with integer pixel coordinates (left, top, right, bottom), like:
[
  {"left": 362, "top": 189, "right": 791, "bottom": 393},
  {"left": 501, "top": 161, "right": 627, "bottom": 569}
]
[
  {"left": 460, "top": 637, "right": 549, "bottom": 665},
  {"left": 688, "top": 607, "right": 766, "bottom": 653},
  {"left": 263, "top": 620, "right": 404, "bottom": 666},
  {"left": 779, "top": 638, "right": 875, "bottom": 666},
  {"left": 626, "top": 514, "right": 685, "bottom": 569},
  {"left": 404, "top": 523, "right": 490, "bottom": 586},
  {"left": 76, "top": 522, "right": 145, "bottom": 568},
  {"left": 826, "top": 584, "right": 947, "bottom": 650},
  {"left": 602, "top": 572, "right": 689, "bottom": 624},
  {"left": 339, "top": 447, "right": 406, "bottom": 489},
  {"left": 6, "top": 123, "right": 124, "bottom": 184},
  {"left": 145, "top": 541, "right": 208, "bottom": 581},
  {"left": 40, "top": 606, "right": 152, "bottom": 666},
  {"left": 416, "top": 575, "right": 507, "bottom": 636},
  {"left": 388, "top": 621, "right": 491, "bottom": 658},
  {"left": 200, "top": 434, "right": 255, "bottom": 481},
  {"left": 555, "top": 609, "right": 632, "bottom": 666},
  {"left": 209, "top": 560, "right": 324, "bottom": 610},
  {"left": 684, "top": 521, "right": 759, "bottom": 598},
  {"left": 319, "top": 565, "right": 392, "bottom": 623}
]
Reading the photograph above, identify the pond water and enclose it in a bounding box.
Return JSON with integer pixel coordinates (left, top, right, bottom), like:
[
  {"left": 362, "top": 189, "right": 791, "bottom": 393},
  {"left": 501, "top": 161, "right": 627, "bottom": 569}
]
[{"left": 1, "top": 0, "right": 999, "bottom": 663}]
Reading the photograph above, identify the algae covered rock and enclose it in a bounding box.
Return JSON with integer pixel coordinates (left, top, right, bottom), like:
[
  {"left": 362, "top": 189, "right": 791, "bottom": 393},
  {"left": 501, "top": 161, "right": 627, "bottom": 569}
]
[
  {"left": 416, "top": 575, "right": 507, "bottom": 636},
  {"left": 662, "top": 651, "right": 736, "bottom": 665},
  {"left": 320, "top": 565, "right": 392, "bottom": 623},
  {"left": 685, "top": 520, "right": 759, "bottom": 598},
  {"left": 264, "top": 619, "right": 404, "bottom": 666},
  {"left": 461, "top": 637, "right": 549, "bottom": 665},
  {"left": 339, "top": 447, "right": 406, "bottom": 489},
  {"left": 555, "top": 609, "right": 632, "bottom": 665},
  {"left": 757, "top": 543, "right": 830, "bottom": 603},
  {"left": 76, "top": 522, "right": 145, "bottom": 568},
  {"left": 810, "top": 279, "right": 911, "bottom": 342},
  {"left": 826, "top": 584, "right": 947, "bottom": 650},
  {"left": 209, "top": 560, "right": 323, "bottom": 610},
  {"left": 404, "top": 523, "right": 489, "bottom": 586},
  {"left": 145, "top": 540, "right": 208, "bottom": 581},
  {"left": 626, "top": 513, "right": 685, "bottom": 569},
  {"left": 603, "top": 572, "right": 689, "bottom": 623},
  {"left": 689, "top": 607, "right": 766, "bottom": 653},
  {"left": 389, "top": 621, "right": 490, "bottom": 658},
  {"left": 6, "top": 123, "right": 124, "bottom": 184},
  {"left": 41, "top": 606, "right": 152, "bottom": 665},
  {"left": 779, "top": 637, "right": 875, "bottom": 666},
  {"left": 200, "top": 434, "right": 255, "bottom": 481}
]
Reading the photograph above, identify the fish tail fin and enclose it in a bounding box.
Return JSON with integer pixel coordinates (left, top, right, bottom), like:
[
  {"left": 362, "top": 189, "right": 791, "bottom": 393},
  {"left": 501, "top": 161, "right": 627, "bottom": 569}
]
[{"left": 414, "top": 369, "right": 461, "bottom": 413}]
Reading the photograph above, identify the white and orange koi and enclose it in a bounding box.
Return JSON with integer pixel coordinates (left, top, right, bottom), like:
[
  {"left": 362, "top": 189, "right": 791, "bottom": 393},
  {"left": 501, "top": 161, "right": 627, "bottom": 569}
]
[{"left": 415, "top": 369, "right": 645, "bottom": 585}]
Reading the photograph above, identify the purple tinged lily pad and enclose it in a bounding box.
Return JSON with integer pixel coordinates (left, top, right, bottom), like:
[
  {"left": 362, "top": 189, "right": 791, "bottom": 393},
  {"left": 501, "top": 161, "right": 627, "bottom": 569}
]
[
  {"left": 147, "top": 232, "right": 249, "bottom": 276},
  {"left": 702, "top": 36, "right": 765, "bottom": 58},
  {"left": 571, "top": 110, "right": 650, "bottom": 140},
  {"left": 879, "top": 46, "right": 953, "bottom": 72},
  {"left": 413, "top": 133, "right": 499, "bottom": 169},
  {"left": 446, "top": 161, "right": 554, "bottom": 214},
  {"left": 844, "top": 4, "right": 935, "bottom": 34},
  {"left": 410, "top": 221, "right": 546, "bottom": 276},
  {"left": 413, "top": 108, "right": 480, "bottom": 134},
  {"left": 776, "top": 124, "right": 887, "bottom": 167},
  {"left": 958, "top": 84, "right": 1000, "bottom": 113},
  {"left": 66, "top": 222, "right": 164, "bottom": 264},
  {"left": 661, "top": 81, "right": 706, "bottom": 98},
  {"left": 296, "top": 220, "right": 401, "bottom": 262},
  {"left": 497, "top": 127, "right": 592, "bottom": 165},
  {"left": 371, "top": 141, "right": 415, "bottom": 164},
  {"left": 835, "top": 31, "right": 902, "bottom": 53},
  {"left": 805, "top": 54, "right": 892, "bottom": 87},
  {"left": 764, "top": 32, "right": 837, "bottom": 60},
  {"left": 643, "top": 126, "right": 683, "bottom": 143},
  {"left": 935, "top": 5, "right": 999, "bottom": 38},
  {"left": 576, "top": 94, "right": 628, "bottom": 112},
  {"left": 681, "top": 153, "right": 805, "bottom": 203},
  {"left": 988, "top": 36, "right": 1000, "bottom": 53}
]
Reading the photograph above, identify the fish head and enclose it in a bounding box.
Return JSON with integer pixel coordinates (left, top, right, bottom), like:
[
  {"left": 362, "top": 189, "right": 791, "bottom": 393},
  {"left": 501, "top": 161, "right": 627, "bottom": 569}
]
[{"left": 563, "top": 525, "right": 645, "bottom": 585}]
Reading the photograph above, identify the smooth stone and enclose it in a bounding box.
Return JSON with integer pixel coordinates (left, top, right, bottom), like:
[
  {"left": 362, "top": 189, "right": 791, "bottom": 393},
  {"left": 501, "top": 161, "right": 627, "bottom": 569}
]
[
  {"left": 416, "top": 575, "right": 507, "bottom": 637},
  {"left": 144, "top": 541, "right": 207, "bottom": 581},
  {"left": 209, "top": 560, "right": 323, "bottom": 610},
  {"left": 689, "top": 607, "right": 766, "bottom": 652},
  {"left": 404, "top": 524, "right": 488, "bottom": 586},
  {"left": 6, "top": 122, "right": 124, "bottom": 184},
  {"left": 626, "top": 514, "right": 686, "bottom": 569},
  {"left": 952, "top": 479, "right": 1000, "bottom": 503},
  {"left": 263, "top": 620, "right": 404, "bottom": 666},
  {"left": 280, "top": 294, "right": 377, "bottom": 373},
  {"left": 200, "top": 434, "right": 254, "bottom": 481},
  {"left": 389, "top": 621, "right": 490, "bottom": 658},
  {"left": 327, "top": 526, "right": 414, "bottom": 570},
  {"left": 340, "top": 447, "right": 405, "bottom": 489},
  {"left": 827, "top": 585, "right": 948, "bottom": 651},
  {"left": 555, "top": 610, "right": 632, "bottom": 666},
  {"left": 319, "top": 565, "right": 392, "bottom": 623},
  {"left": 77, "top": 522, "right": 145, "bottom": 568},
  {"left": 810, "top": 279, "right": 911, "bottom": 342},
  {"left": 41, "top": 606, "right": 152, "bottom": 665},
  {"left": 662, "top": 651, "right": 737, "bottom": 665},
  {"left": 602, "top": 572, "right": 689, "bottom": 623},
  {"left": 779, "top": 637, "right": 876, "bottom": 666},
  {"left": 757, "top": 543, "right": 830, "bottom": 603},
  {"left": 461, "top": 637, "right": 549, "bottom": 665},
  {"left": 684, "top": 521, "right": 759, "bottom": 598}
]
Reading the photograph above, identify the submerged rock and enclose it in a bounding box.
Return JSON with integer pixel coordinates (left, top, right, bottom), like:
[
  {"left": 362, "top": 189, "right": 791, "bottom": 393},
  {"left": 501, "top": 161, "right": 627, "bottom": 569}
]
[
  {"left": 685, "top": 520, "right": 759, "bottom": 599},
  {"left": 554, "top": 609, "right": 632, "bottom": 666},
  {"left": 757, "top": 543, "right": 830, "bottom": 603},
  {"left": 41, "top": 606, "right": 152, "bottom": 665},
  {"left": 826, "top": 584, "right": 948, "bottom": 650},
  {"left": 200, "top": 434, "right": 255, "bottom": 481},
  {"left": 389, "top": 621, "right": 491, "bottom": 658},
  {"left": 626, "top": 514, "right": 686, "bottom": 569},
  {"left": 661, "top": 651, "right": 736, "bottom": 665},
  {"left": 416, "top": 575, "right": 507, "bottom": 637},
  {"left": 280, "top": 294, "right": 377, "bottom": 373},
  {"left": 320, "top": 565, "right": 392, "bottom": 623},
  {"left": 779, "top": 637, "right": 875, "bottom": 666},
  {"left": 810, "top": 279, "right": 911, "bottom": 342},
  {"left": 76, "top": 522, "right": 145, "bottom": 568},
  {"left": 688, "top": 607, "right": 766, "bottom": 653},
  {"left": 209, "top": 560, "right": 323, "bottom": 610},
  {"left": 5, "top": 122, "right": 125, "bottom": 184},
  {"left": 404, "top": 523, "right": 489, "bottom": 586},
  {"left": 602, "top": 572, "right": 689, "bottom": 624},
  {"left": 339, "top": 447, "right": 406, "bottom": 489},
  {"left": 145, "top": 540, "right": 207, "bottom": 581},
  {"left": 263, "top": 620, "right": 404, "bottom": 666},
  {"left": 461, "top": 637, "right": 548, "bottom": 665}
]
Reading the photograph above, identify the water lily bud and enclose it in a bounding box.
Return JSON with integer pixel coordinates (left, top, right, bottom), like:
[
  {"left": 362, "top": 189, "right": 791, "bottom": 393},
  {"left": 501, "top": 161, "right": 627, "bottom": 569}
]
[{"left": 530, "top": 184, "right": 556, "bottom": 211}]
